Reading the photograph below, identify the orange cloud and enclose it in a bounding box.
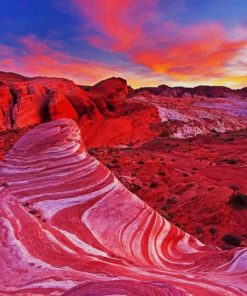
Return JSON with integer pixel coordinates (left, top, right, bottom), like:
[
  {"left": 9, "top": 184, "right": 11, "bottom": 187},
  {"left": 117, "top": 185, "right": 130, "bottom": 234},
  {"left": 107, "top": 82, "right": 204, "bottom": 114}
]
[
  {"left": 71, "top": 0, "right": 247, "bottom": 86},
  {"left": 134, "top": 23, "right": 246, "bottom": 79},
  {"left": 0, "top": 32, "right": 246, "bottom": 89}
]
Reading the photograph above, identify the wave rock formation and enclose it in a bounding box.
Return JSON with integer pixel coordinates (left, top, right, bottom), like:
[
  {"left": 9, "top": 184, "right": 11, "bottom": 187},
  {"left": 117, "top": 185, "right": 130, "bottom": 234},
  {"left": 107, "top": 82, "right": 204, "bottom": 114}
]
[{"left": 0, "top": 118, "right": 246, "bottom": 296}]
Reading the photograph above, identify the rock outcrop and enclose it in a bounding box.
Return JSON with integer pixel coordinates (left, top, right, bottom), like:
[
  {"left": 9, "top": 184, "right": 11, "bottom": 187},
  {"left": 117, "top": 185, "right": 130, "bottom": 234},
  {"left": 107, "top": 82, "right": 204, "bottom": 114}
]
[
  {"left": 0, "top": 118, "right": 246, "bottom": 295},
  {"left": 0, "top": 71, "right": 28, "bottom": 84},
  {"left": 0, "top": 77, "right": 97, "bottom": 129},
  {"left": 0, "top": 85, "right": 13, "bottom": 130},
  {"left": 0, "top": 71, "right": 245, "bottom": 144},
  {"left": 88, "top": 77, "right": 129, "bottom": 113},
  {"left": 0, "top": 75, "right": 129, "bottom": 131}
]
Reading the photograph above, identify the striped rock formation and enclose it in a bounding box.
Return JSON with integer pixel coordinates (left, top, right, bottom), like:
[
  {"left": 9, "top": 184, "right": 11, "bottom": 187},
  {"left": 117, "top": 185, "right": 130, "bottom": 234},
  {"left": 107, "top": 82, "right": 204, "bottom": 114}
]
[{"left": 0, "top": 118, "right": 246, "bottom": 296}]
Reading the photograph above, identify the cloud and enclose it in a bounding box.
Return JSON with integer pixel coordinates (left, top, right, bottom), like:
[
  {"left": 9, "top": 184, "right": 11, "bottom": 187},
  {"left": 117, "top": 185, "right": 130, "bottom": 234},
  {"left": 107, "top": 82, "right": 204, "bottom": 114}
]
[
  {"left": 0, "top": 29, "right": 246, "bottom": 89},
  {"left": 133, "top": 23, "right": 246, "bottom": 79},
  {"left": 70, "top": 0, "right": 247, "bottom": 86},
  {"left": 0, "top": 35, "right": 125, "bottom": 84},
  {"left": 71, "top": 0, "right": 157, "bottom": 51},
  {"left": 0, "top": 34, "right": 174, "bottom": 88}
]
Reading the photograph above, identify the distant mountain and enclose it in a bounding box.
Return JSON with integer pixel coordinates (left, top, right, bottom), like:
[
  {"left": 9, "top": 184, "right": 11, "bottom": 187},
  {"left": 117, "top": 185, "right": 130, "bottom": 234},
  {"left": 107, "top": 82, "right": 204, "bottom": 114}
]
[{"left": 135, "top": 84, "right": 247, "bottom": 99}]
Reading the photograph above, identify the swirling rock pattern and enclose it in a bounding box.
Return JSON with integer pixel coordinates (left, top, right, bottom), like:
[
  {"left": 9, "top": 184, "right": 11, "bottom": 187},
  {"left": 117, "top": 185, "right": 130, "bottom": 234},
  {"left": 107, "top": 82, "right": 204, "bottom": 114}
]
[{"left": 0, "top": 119, "right": 246, "bottom": 296}]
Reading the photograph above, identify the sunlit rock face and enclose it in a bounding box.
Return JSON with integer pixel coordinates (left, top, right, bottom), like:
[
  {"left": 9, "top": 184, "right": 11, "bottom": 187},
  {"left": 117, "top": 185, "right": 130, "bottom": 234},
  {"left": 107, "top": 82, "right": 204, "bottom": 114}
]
[
  {"left": 0, "top": 77, "right": 98, "bottom": 130},
  {"left": 0, "top": 76, "right": 129, "bottom": 131},
  {"left": 87, "top": 77, "right": 129, "bottom": 113},
  {"left": 0, "top": 118, "right": 246, "bottom": 296},
  {"left": 0, "top": 85, "right": 13, "bottom": 130}
]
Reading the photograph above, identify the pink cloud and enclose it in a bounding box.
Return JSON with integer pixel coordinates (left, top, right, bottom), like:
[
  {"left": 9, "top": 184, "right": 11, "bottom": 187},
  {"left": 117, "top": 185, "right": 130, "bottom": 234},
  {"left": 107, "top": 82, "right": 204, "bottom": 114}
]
[
  {"left": 70, "top": 0, "right": 247, "bottom": 84},
  {"left": 0, "top": 35, "right": 124, "bottom": 84},
  {"left": 71, "top": 0, "right": 157, "bottom": 51}
]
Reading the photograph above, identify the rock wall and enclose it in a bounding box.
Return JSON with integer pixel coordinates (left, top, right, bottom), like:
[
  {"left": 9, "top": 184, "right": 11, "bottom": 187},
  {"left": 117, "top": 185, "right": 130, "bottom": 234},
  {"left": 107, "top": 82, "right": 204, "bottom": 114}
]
[{"left": 0, "top": 76, "right": 128, "bottom": 130}]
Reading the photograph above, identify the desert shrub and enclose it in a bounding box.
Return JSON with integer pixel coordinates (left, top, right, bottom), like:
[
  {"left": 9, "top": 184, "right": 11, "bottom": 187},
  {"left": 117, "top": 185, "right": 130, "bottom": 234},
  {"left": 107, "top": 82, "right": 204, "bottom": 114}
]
[
  {"left": 230, "top": 184, "right": 239, "bottom": 191},
  {"left": 209, "top": 227, "right": 217, "bottom": 235},
  {"left": 159, "top": 171, "right": 166, "bottom": 176},
  {"left": 222, "top": 159, "right": 237, "bottom": 165},
  {"left": 150, "top": 181, "right": 158, "bottom": 188},
  {"left": 224, "top": 137, "right": 234, "bottom": 142},
  {"left": 168, "top": 212, "right": 174, "bottom": 219},
  {"left": 88, "top": 148, "right": 95, "bottom": 155},
  {"left": 159, "top": 130, "right": 170, "bottom": 137},
  {"left": 166, "top": 197, "right": 176, "bottom": 204},
  {"left": 222, "top": 234, "right": 241, "bottom": 246},
  {"left": 229, "top": 192, "right": 247, "bottom": 209},
  {"left": 111, "top": 158, "right": 119, "bottom": 164},
  {"left": 196, "top": 226, "right": 204, "bottom": 235}
]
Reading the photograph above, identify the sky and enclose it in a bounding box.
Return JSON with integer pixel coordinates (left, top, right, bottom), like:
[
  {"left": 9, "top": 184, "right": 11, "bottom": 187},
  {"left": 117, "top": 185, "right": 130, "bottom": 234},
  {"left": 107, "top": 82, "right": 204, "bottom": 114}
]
[{"left": 0, "top": 0, "right": 246, "bottom": 88}]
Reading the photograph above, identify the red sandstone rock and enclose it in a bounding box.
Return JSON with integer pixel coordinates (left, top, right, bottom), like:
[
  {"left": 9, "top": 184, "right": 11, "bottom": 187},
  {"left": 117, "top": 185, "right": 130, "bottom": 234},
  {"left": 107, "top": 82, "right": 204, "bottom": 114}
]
[
  {"left": 10, "top": 81, "right": 50, "bottom": 128},
  {"left": 48, "top": 91, "right": 78, "bottom": 121},
  {"left": 24, "top": 77, "right": 99, "bottom": 118},
  {"left": 0, "top": 124, "right": 246, "bottom": 251},
  {"left": 0, "top": 119, "right": 246, "bottom": 295},
  {"left": 0, "top": 71, "right": 28, "bottom": 83},
  {"left": 0, "top": 74, "right": 131, "bottom": 131},
  {"left": 0, "top": 76, "right": 100, "bottom": 130},
  {"left": 0, "top": 85, "right": 13, "bottom": 129},
  {"left": 0, "top": 72, "right": 246, "bottom": 140},
  {"left": 33, "top": 77, "right": 99, "bottom": 116},
  {"left": 88, "top": 77, "right": 128, "bottom": 113},
  {"left": 82, "top": 102, "right": 160, "bottom": 148},
  {"left": 92, "top": 129, "right": 247, "bottom": 249},
  {"left": 63, "top": 280, "right": 187, "bottom": 295}
]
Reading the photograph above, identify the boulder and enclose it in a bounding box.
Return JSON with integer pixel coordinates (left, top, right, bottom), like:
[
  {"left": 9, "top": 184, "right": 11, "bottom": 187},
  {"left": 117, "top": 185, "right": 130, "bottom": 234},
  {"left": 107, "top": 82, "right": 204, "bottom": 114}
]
[{"left": 88, "top": 77, "right": 128, "bottom": 113}]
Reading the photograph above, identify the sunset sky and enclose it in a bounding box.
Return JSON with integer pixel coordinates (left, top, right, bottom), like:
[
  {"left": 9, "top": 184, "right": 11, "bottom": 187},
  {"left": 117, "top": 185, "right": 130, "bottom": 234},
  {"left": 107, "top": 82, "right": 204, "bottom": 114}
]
[{"left": 0, "top": 0, "right": 246, "bottom": 88}]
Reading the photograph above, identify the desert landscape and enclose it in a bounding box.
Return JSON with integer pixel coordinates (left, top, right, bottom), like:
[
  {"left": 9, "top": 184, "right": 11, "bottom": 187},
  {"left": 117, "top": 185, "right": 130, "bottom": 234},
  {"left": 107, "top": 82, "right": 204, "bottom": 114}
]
[
  {"left": 0, "top": 0, "right": 246, "bottom": 295},
  {"left": 0, "top": 71, "right": 246, "bottom": 295}
]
